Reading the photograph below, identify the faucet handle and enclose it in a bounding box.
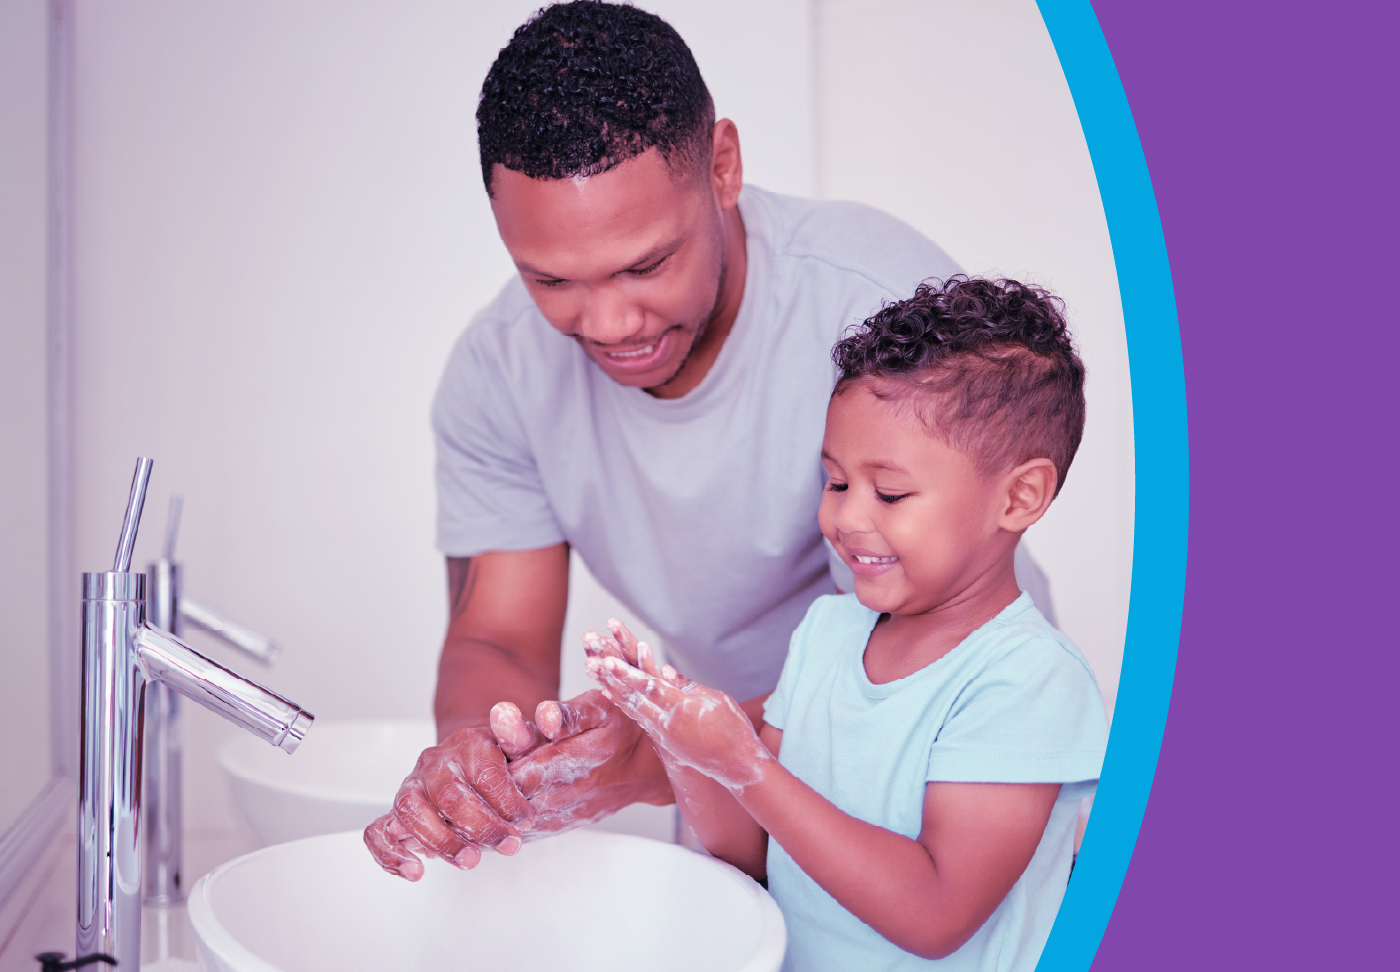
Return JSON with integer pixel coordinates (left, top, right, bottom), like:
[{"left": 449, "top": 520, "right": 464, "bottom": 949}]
[
  {"left": 180, "top": 596, "right": 280, "bottom": 664},
  {"left": 112, "top": 457, "right": 153, "bottom": 573}
]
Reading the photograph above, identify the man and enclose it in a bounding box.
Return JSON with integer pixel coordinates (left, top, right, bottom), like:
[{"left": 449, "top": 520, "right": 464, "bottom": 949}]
[{"left": 364, "top": 0, "right": 1052, "bottom": 879}]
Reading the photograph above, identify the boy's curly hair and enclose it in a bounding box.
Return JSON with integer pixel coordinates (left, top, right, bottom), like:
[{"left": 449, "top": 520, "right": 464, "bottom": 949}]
[
  {"left": 833, "top": 276, "right": 1087, "bottom": 495},
  {"left": 477, "top": 1, "right": 715, "bottom": 194}
]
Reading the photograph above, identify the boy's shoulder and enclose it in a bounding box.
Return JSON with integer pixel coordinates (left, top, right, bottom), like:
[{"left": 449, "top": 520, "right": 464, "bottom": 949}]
[{"left": 960, "top": 594, "right": 1101, "bottom": 688}]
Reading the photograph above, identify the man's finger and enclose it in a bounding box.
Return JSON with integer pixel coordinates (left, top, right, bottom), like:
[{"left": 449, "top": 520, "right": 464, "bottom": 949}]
[
  {"left": 364, "top": 812, "right": 425, "bottom": 882},
  {"left": 490, "top": 701, "right": 547, "bottom": 759},
  {"left": 392, "top": 781, "right": 476, "bottom": 867},
  {"left": 536, "top": 692, "right": 613, "bottom": 740}
]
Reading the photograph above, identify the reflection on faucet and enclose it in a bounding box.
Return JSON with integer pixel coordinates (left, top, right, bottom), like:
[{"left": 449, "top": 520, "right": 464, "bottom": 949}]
[
  {"left": 143, "top": 496, "right": 282, "bottom": 906},
  {"left": 79, "top": 459, "right": 313, "bottom": 971}
]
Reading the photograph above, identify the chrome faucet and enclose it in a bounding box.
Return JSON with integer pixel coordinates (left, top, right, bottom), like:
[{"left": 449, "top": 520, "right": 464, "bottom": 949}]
[
  {"left": 142, "top": 495, "right": 281, "bottom": 906},
  {"left": 79, "top": 458, "right": 314, "bottom": 970}
]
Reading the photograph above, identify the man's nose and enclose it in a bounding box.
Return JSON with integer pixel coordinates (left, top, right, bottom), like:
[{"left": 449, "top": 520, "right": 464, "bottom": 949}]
[{"left": 575, "top": 284, "right": 646, "bottom": 345}]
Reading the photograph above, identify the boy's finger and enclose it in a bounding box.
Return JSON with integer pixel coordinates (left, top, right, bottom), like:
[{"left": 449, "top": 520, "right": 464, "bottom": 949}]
[
  {"left": 583, "top": 630, "right": 626, "bottom": 662},
  {"left": 606, "top": 618, "right": 642, "bottom": 665},
  {"left": 636, "top": 640, "right": 663, "bottom": 677}
]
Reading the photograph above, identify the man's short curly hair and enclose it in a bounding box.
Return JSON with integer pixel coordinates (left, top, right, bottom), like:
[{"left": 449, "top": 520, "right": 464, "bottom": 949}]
[
  {"left": 832, "top": 276, "right": 1087, "bottom": 495},
  {"left": 477, "top": 1, "right": 715, "bottom": 194}
]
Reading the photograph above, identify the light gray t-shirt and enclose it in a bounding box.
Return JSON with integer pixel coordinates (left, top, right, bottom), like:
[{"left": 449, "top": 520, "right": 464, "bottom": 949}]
[{"left": 432, "top": 185, "right": 961, "bottom": 699}]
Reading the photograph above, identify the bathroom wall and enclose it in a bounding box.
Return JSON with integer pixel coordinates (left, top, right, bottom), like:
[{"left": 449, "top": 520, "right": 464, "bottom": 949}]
[
  {"left": 62, "top": 0, "right": 1127, "bottom": 850},
  {"left": 0, "top": 0, "right": 55, "bottom": 838}
]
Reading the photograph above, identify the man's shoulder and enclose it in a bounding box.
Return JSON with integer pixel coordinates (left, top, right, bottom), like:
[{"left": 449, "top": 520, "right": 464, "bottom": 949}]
[
  {"left": 441, "top": 277, "right": 576, "bottom": 387},
  {"left": 745, "top": 186, "right": 961, "bottom": 299}
]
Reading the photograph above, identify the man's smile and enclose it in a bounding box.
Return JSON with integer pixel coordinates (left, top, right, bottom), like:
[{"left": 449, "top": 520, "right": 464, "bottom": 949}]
[{"left": 589, "top": 329, "right": 678, "bottom": 374}]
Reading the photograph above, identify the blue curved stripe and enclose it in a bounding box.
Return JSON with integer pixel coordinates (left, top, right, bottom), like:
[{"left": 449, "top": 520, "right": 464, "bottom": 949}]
[{"left": 1033, "top": 2, "right": 1189, "bottom": 968}]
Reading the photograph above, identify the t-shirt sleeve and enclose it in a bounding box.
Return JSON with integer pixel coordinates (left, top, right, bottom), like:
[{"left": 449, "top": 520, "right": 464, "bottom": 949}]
[
  {"left": 432, "top": 322, "right": 565, "bottom": 558},
  {"left": 762, "top": 596, "right": 830, "bottom": 732},
  {"left": 926, "top": 636, "right": 1109, "bottom": 785}
]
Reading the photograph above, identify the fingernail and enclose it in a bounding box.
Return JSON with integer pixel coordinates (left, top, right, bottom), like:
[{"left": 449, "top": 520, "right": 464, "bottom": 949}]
[{"left": 498, "top": 835, "right": 522, "bottom": 856}]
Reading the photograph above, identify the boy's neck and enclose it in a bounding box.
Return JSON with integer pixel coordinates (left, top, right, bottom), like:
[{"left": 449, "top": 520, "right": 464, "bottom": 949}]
[{"left": 863, "top": 555, "right": 1024, "bottom": 685}]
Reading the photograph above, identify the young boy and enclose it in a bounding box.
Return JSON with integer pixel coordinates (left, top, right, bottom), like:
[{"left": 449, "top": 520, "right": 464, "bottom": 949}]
[{"left": 575, "top": 276, "right": 1109, "bottom": 970}]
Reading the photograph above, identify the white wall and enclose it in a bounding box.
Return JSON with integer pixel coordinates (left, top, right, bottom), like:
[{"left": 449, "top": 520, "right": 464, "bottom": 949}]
[
  {"left": 814, "top": 0, "right": 1132, "bottom": 717},
  {"left": 62, "top": 0, "right": 1128, "bottom": 845},
  {"left": 0, "top": 0, "right": 54, "bottom": 836}
]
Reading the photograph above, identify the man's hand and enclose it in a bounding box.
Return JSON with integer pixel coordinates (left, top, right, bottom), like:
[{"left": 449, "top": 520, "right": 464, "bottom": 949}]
[
  {"left": 365, "top": 686, "right": 674, "bottom": 880},
  {"left": 363, "top": 711, "right": 542, "bottom": 881},
  {"left": 507, "top": 689, "right": 674, "bottom": 835}
]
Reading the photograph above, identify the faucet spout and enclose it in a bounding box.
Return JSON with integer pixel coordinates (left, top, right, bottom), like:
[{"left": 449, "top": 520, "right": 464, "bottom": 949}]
[{"left": 135, "top": 624, "right": 311, "bottom": 753}]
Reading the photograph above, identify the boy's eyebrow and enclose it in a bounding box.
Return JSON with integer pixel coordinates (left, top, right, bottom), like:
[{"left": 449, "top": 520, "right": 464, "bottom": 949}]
[{"left": 863, "top": 459, "right": 912, "bottom": 474}]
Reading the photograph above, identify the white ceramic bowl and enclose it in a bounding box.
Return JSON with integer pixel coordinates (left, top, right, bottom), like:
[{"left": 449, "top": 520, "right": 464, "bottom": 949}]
[
  {"left": 218, "top": 718, "right": 436, "bottom": 846},
  {"left": 189, "top": 828, "right": 785, "bottom": 972}
]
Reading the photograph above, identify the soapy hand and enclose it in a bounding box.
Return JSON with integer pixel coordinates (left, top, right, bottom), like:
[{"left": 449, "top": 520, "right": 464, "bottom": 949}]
[
  {"left": 583, "top": 622, "right": 774, "bottom": 794},
  {"left": 505, "top": 687, "right": 672, "bottom": 835},
  {"left": 363, "top": 705, "right": 543, "bottom": 881}
]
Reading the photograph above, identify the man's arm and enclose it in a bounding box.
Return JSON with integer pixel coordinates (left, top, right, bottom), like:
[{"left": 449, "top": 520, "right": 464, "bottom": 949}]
[{"left": 435, "top": 545, "right": 571, "bottom": 739}]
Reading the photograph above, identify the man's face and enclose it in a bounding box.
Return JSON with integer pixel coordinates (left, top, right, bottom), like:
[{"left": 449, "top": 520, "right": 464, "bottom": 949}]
[{"left": 490, "top": 150, "right": 725, "bottom": 390}]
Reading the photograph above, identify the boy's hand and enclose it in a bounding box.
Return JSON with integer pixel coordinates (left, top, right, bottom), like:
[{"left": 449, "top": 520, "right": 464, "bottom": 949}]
[{"left": 582, "top": 622, "right": 774, "bottom": 793}]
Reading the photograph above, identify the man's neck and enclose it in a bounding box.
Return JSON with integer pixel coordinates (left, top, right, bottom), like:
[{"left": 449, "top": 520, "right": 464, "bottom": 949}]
[{"left": 648, "top": 204, "right": 748, "bottom": 400}]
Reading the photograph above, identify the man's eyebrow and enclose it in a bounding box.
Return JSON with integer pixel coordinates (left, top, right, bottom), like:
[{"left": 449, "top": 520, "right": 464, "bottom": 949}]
[{"left": 515, "top": 237, "right": 684, "bottom": 281}]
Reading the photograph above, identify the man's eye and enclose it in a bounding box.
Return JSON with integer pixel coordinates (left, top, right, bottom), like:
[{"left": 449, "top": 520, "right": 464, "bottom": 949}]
[
  {"left": 628, "top": 259, "right": 665, "bottom": 276},
  {"left": 876, "top": 492, "right": 910, "bottom": 504},
  {"left": 826, "top": 482, "right": 848, "bottom": 493}
]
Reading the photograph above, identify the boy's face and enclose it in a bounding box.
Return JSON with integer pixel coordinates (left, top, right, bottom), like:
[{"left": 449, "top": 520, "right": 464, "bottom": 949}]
[{"left": 819, "top": 381, "right": 1014, "bottom": 616}]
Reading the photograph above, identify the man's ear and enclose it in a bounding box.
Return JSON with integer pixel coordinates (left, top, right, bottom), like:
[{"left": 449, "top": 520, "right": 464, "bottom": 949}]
[
  {"left": 711, "top": 119, "right": 743, "bottom": 210},
  {"left": 999, "top": 458, "right": 1058, "bottom": 532}
]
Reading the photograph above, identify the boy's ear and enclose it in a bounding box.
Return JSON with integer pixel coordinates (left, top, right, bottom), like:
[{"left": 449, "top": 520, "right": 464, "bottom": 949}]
[{"left": 999, "top": 458, "right": 1058, "bottom": 532}]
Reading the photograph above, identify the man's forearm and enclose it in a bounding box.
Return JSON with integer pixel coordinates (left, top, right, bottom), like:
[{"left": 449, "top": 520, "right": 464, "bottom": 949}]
[
  {"left": 435, "top": 548, "right": 569, "bottom": 740},
  {"left": 434, "top": 635, "right": 560, "bottom": 739}
]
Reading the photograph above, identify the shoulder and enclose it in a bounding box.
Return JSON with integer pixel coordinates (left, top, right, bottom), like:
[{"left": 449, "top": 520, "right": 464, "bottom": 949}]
[
  {"left": 743, "top": 185, "right": 961, "bottom": 301},
  {"left": 433, "top": 277, "right": 581, "bottom": 426},
  {"left": 951, "top": 596, "right": 1104, "bottom": 719}
]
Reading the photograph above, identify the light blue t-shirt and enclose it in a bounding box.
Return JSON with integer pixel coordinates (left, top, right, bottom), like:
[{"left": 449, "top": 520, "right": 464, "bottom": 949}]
[{"left": 762, "top": 592, "right": 1109, "bottom": 972}]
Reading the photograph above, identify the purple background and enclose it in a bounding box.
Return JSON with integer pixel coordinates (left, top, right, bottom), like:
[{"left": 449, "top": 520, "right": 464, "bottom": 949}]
[{"left": 1088, "top": 2, "right": 1397, "bottom": 967}]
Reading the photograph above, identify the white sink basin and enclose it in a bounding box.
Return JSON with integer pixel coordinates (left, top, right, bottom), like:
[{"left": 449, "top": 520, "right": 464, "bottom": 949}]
[
  {"left": 219, "top": 717, "right": 679, "bottom": 846},
  {"left": 188, "top": 829, "right": 785, "bottom": 971},
  {"left": 218, "top": 719, "right": 437, "bottom": 846}
]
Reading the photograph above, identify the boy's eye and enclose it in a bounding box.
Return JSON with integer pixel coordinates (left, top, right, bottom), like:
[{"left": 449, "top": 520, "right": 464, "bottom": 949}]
[
  {"left": 628, "top": 258, "right": 666, "bottom": 276},
  {"left": 826, "top": 482, "right": 848, "bottom": 493},
  {"left": 534, "top": 277, "right": 565, "bottom": 288},
  {"left": 876, "top": 491, "right": 910, "bottom": 504}
]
